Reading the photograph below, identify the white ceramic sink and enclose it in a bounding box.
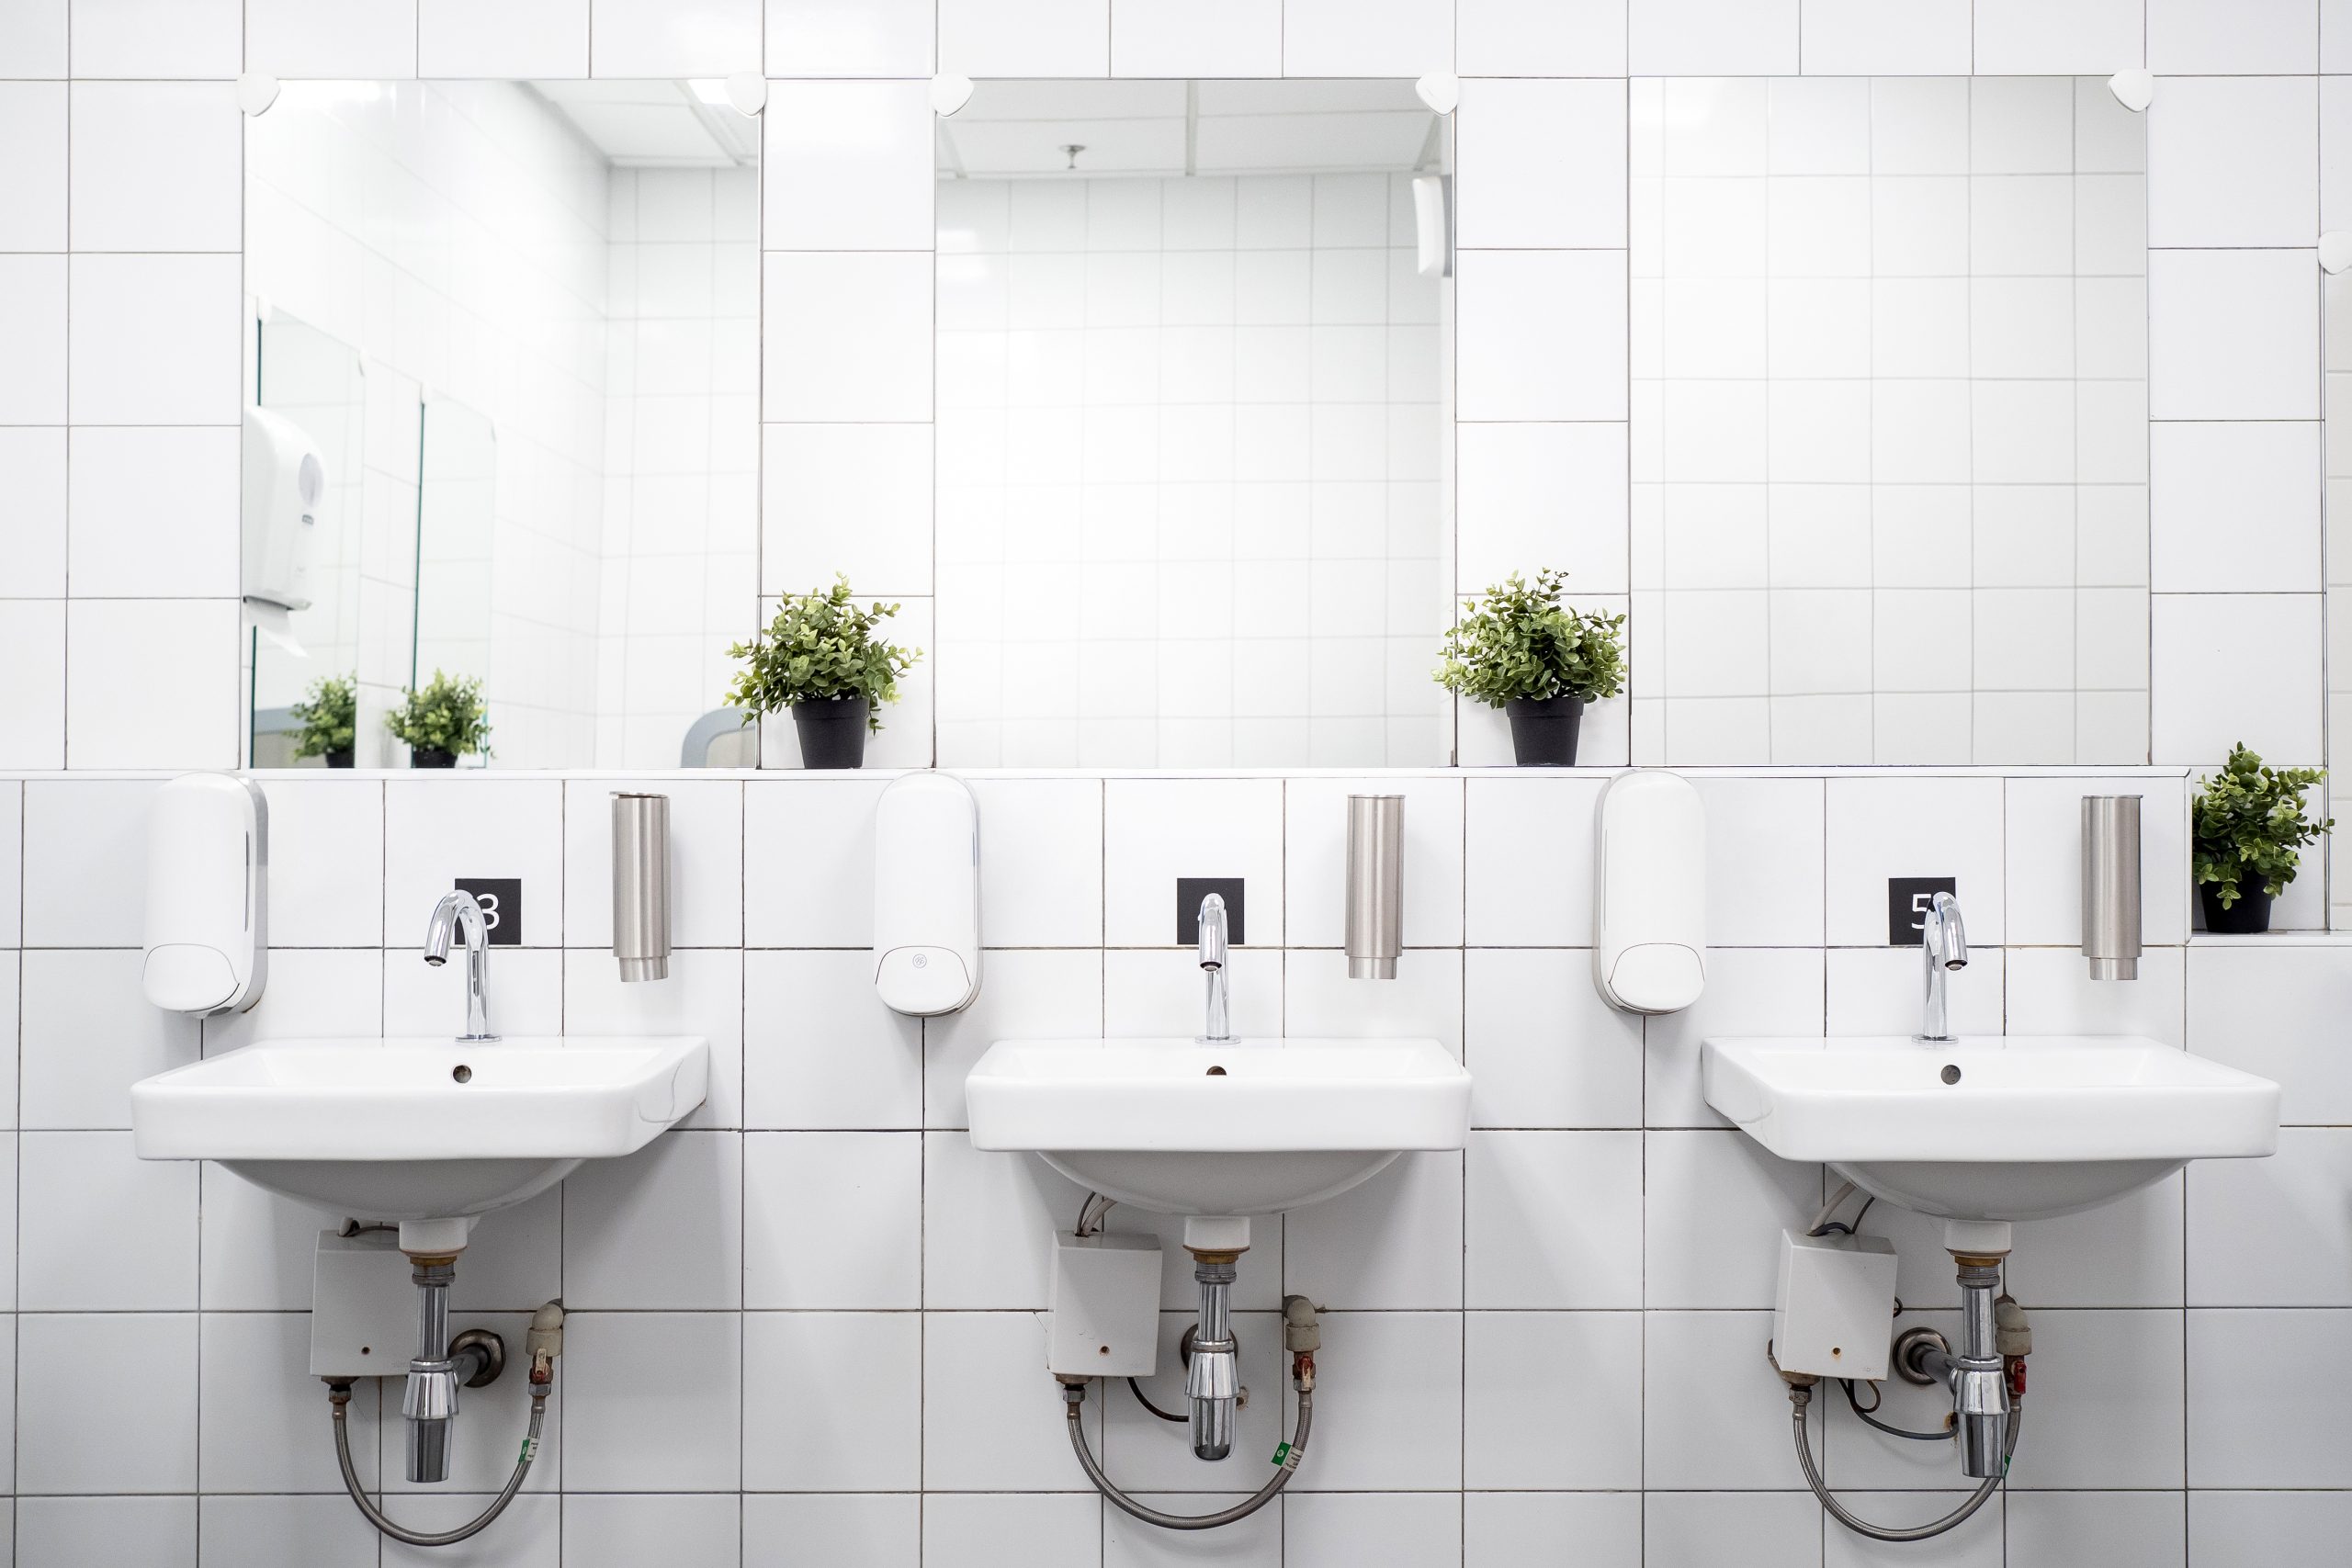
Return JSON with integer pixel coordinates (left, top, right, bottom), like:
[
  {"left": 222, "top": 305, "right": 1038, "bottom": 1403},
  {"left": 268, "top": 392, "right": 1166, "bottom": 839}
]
[
  {"left": 1703, "top": 1035, "right": 2279, "bottom": 1223},
  {"left": 131, "top": 1036, "right": 708, "bottom": 1224},
  {"left": 966, "top": 1037, "right": 1470, "bottom": 1215}
]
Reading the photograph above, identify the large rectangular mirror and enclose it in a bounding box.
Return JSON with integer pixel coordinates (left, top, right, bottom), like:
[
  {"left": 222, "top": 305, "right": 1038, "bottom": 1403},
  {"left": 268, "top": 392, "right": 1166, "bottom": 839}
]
[
  {"left": 243, "top": 78, "right": 759, "bottom": 769},
  {"left": 1629, "top": 76, "right": 2149, "bottom": 764},
  {"left": 930, "top": 78, "right": 1454, "bottom": 768}
]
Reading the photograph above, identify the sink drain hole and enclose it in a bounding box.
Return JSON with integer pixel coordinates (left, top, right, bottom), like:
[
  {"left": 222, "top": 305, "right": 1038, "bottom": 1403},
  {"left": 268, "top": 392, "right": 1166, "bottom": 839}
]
[
  {"left": 1205, "top": 1065, "right": 1227, "bottom": 1077},
  {"left": 1939, "top": 1064, "right": 1962, "bottom": 1085},
  {"left": 452, "top": 1065, "right": 473, "bottom": 1083}
]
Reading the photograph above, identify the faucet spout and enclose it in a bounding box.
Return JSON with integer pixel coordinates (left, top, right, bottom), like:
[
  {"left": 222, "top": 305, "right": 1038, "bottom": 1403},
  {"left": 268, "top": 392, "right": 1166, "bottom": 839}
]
[
  {"left": 424, "top": 891, "right": 499, "bottom": 1043},
  {"left": 1917, "top": 891, "right": 1967, "bottom": 1043},
  {"left": 1196, "top": 893, "right": 1234, "bottom": 1045}
]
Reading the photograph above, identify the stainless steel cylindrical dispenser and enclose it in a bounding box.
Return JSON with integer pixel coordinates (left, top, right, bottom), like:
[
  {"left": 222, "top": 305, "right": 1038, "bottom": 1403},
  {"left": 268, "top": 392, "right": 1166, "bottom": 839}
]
[
  {"left": 2081, "top": 795, "right": 2142, "bottom": 981},
  {"left": 612, "top": 792, "right": 672, "bottom": 982},
  {"left": 1344, "top": 794, "right": 1405, "bottom": 979}
]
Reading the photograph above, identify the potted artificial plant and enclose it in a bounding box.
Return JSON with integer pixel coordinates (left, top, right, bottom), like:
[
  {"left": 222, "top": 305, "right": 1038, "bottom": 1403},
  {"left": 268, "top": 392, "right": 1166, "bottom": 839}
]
[
  {"left": 1435, "top": 569, "right": 1626, "bottom": 766},
  {"left": 289, "top": 672, "right": 357, "bottom": 768},
  {"left": 386, "top": 671, "right": 492, "bottom": 768},
  {"left": 726, "top": 576, "right": 921, "bottom": 770},
  {"left": 2193, "top": 742, "right": 2332, "bottom": 934}
]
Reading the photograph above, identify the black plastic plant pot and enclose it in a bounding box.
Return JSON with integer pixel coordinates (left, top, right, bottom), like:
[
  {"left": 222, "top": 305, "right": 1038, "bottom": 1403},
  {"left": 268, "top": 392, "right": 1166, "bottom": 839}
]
[
  {"left": 2199, "top": 873, "right": 2274, "bottom": 935},
  {"left": 791, "top": 697, "right": 871, "bottom": 769},
  {"left": 1503, "top": 694, "right": 1586, "bottom": 766},
  {"left": 324, "top": 749, "right": 355, "bottom": 769},
  {"left": 410, "top": 748, "right": 458, "bottom": 769}
]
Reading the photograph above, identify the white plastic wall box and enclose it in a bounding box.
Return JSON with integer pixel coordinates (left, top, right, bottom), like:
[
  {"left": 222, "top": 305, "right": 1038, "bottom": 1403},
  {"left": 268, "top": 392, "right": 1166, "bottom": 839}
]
[
  {"left": 1773, "top": 1229, "right": 1898, "bottom": 1382},
  {"left": 1047, "top": 1231, "right": 1162, "bottom": 1379},
  {"left": 311, "top": 1230, "right": 417, "bottom": 1379},
  {"left": 1592, "top": 769, "right": 1706, "bottom": 1013}
]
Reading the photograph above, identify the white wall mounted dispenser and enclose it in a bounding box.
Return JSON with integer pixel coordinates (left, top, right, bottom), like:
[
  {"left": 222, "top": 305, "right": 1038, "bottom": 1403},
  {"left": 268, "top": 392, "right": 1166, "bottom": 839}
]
[
  {"left": 143, "top": 773, "right": 268, "bottom": 1015},
  {"left": 1591, "top": 769, "right": 1706, "bottom": 1014},
  {"left": 242, "top": 404, "right": 322, "bottom": 614},
  {"left": 874, "top": 771, "right": 982, "bottom": 1016}
]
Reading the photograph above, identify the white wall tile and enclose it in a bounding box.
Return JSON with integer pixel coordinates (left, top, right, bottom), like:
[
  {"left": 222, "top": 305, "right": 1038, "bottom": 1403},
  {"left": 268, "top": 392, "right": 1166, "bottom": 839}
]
[
  {"left": 1456, "top": 423, "right": 1631, "bottom": 595},
  {"left": 2188, "top": 1311, "right": 2352, "bottom": 1485},
  {"left": 198, "top": 1312, "right": 381, "bottom": 1493},
  {"left": 2189, "top": 1128, "right": 2352, "bottom": 1305},
  {"left": 418, "top": 0, "right": 588, "bottom": 75},
  {"left": 590, "top": 0, "right": 762, "bottom": 74},
  {"left": 2150, "top": 0, "right": 2317, "bottom": 72},
  {"left": 2004, "top": 774, "right": 2189, "bottom": 947},
  {"left": 1464, "top": 774, "right": 1607, "bottom": 946},
  {"left": 1457, "top": 250, "right": 1629, "bottom": 422},
  {"left": 766, "top": 0, "right": 934, "bottom": 75},
  {"left": 563, "top": 1129, "right": 743, "bottom": 1308},
  {"left": 20, "top": 1498, "right": 190, "bottom": 1568},
  {"left": 1285, "top": 1148, "right": 1464, "bottom": 1309},
  {"left": 0, "top": 601, "right": 65, "bottom": 767},
  {"left": 2009, "top": 1307, "right": 2186, "bottom": 1487},
  {"left": 1799, "top": 0, "right": 1970, "bottom": 73},
  {"left": 743, "top": 774, "right": 891, "bottom": 944},
  {"left": 64, "top": 598, "right": 238, "bottom": 768},
  {"left": 67, "top": 82, "right": 240, "bottom": 251},
  {"left": 1282, "top": 0, "right": 1452, "bottom": 74},
  {"left": 1645, "top": 945, "right": 1826, "bottom": 1127},
  {"left": 2149, "top": 76, "right": 2318, "bottom": 248},
  {"left": 745, "top": 1495, "right": 920, "bottom": 1567},
  {"left": 65, "top": 426, "right": 237, "bottom": 597},
  {"left": 561, "top": 1496, "right": 739, "bottom": 1568},
  {"left": 563, "top": 777, "right": 742, "bottom": 950},
  {"left": 0, "top": 84, "right": 66, "bottom": 249},
  {"left": 2151, "top": 422, "right": 2323, "bottom": 592},
  {"left": 18, "top": 1313, "right": 197, "bottom": 1492},
  {"left": 923, "top": 1129, "right": 1088, "bottom": 1309},
  {"left": 1283, "top": 774, "right": 1462, "bottom": 948},
  {"left": 0, "top": 255, "right": 68, "bottom": 423},
  {"left": 765, "top": 80, "right": 933, "bottom": 251},
  {"left": 924, "top": 947, "right": 1102, "bottom": 1126},
  {"left": 1287, "top": 1494, "right": 1461, "bottom": 1567},
  {"left": 386, "top": 944, "right": 564, "bottom": 1036},
  {"left": 20, "top": 777, "right": 151, "bottom": 945},
  {"left": 2149, "top": 249, "right": 2320, "bottom": 422},
  {"left": 254, "top": 780, "right": 383, "bottom": 948},
  {"left": 383, "top": 778, "right": 566, "bottom": 945},
  {"left": 1102, "top": 777, "right": 1284, "bottom": 946},
  {"left": 1826, "top": 943, "right": 2005, "bottom": 1035},
  {"left": 1466, "top": 1130, "right": 1642, "bottom": 1307},
  {"left": 1974, "top": 0, "right": 2145, "bottom": 72},
  {"left": 1467, "top": 1495, "right": 1641, "bottom": 1568},
  {"left": 2189, "top": 942, "right": 2352, "bottom": 1122},
  {"left": 1457, "top": 79, "right": 1628, "bottom": 251},
  {"left": 245, "top": 0, "right": 419, "bottom": 75},
  {"left": 764, "top": 252, "right": 933, "bottom": 421},
  {"left": 22, "top": 950, "right": 196, "bottom": 1127},
  {"left": 0, "top": 428, "right": 65, "bottom": 603},
  {"left": 1109, "top": 0, "right": 1282, "bottom": 76},
  {"left": 939, "top": 0, "right": 1110, "bottom": 75},
  {"left": 745, "top": 1132, "right": 921, "bottom": 1307},
  {"left": 966, "top": 776, "right": 1102, "bottom": 947},
  {"left": 2150, "top": 592, "right": 2324, "bottom": 764},
  {"left": 1458, "top": 0, "right": 1625, "bottom": 74},
  {"left": 0, "top": 0, "right": 67, "bottom": 75},
  {"left": 1824, "top": 774, "right": 2006, "bottom": 946},
  {"left": 1645, "top": 1128, "right": 1820, "bottom": 1307},
  {"left": 1294, "top": 1311, "right": 1463, "bottom": 1489},
  {"left": 922, "top": 1311, "right": 1097, "bottom": 1488},
  {"left": 1464, "top": 946, "right": 1644, "bottom": 1128},
  {"left": 763, "top": 423, "right": 934, "bottom": 595},
  {"left": 2006, "top": 944, "right": 2186, "bottom": 1045},
  {"left": 197, "top": 1496, "right": 377, "bottom": 1568},
  {"left": 1644, "top": 1310, "right": 1821, "bottom": 1488},
  {"left": 2009, "top": 1494, "right": 2184, "bottom": 1568},
  {"left": 2190, "top": 1491, "right": 2352, "bottom": 1565},
  {"left": 744, "top": 948, "right": 922, "bottom": 1128},
  {"left": 2007, "top": 1169, "right": 2186, "bottom": 1308},
  {"left": 1691, "top": 775, "right": 1826, "bottom": 945},
  {"left": 0, "top": 779, "right": 18, "bottom": 947},
  {"left": 68, "top": 253, "right": 242, "bottom": 424},
  {"left": 1102, "top": 942, "right": 1282, "bottom": 1038},
  {"left": 562, "top": 1312, "right": 742, "bottom": 1490},
  {"left": 1630, "top": 0, "right": 1801, "bottom": 73}
]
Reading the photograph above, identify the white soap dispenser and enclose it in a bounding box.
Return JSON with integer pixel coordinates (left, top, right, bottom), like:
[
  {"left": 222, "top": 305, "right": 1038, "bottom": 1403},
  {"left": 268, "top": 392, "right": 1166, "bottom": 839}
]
[
  {"left": 142, "top": 773, "right": 269, "bottom": 1015},
  {"left": 1591, "top": 769, "right": 1706, "bottom": 1014},
  {"left": 873, "top": 772, "right": 982, "bottom": 1016}
]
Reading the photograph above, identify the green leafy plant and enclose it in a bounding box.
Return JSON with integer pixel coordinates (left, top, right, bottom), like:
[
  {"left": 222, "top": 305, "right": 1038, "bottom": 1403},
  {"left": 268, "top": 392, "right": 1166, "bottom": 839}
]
[
  {"left": 289, "top": 672, "right": 357, "bottom": 759},
  {"left": 1434, "top": 569, "right": 1626, "bottom": 707},
  {"left": 725, "top": 576, "right": 921, "bottom": 734},
  {"left": 2193, "top": 742, "right": 2332, "bottom": 907},
  {"left": 385, "top": 671, "right": 492, "bottom": 758}
]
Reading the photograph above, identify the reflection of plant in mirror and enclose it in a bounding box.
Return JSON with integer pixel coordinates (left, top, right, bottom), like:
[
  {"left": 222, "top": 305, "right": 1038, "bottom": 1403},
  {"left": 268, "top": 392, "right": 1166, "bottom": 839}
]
[
  {"left": 289, "top": 672, "right": 357, "bottom": 760},
  {"left": 2192, "top": 743, "right": 2332, "bottom": 906},
  {"left": 725, "top": 577, "right": 922, "bottom": 733},
  {"left": 1434, "top": 569, "right": 1626, "bottom": 706},
  {"left": 386, "top": 671, "right": 492, "bottom": 760}
]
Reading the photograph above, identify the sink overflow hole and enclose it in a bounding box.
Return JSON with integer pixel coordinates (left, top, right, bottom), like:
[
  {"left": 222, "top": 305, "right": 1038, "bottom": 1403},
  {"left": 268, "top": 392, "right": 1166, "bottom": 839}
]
[
  {"left": 1940, "top": 1065, "right": 1962, "bottom": 1085},
  {"left": 452, "top": 1065, "right": 473, "bottom": 1083},
  {"left": 1205, "top": 1066, "right": 1227, "bottom": 1077}
]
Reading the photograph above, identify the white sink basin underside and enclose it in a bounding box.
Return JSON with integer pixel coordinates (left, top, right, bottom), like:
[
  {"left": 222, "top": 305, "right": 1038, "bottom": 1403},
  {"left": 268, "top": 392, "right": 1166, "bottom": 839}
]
[
  {"left": 967, "top": 1037, "right": 1471, "bottom": 1215},
  {"left": 131, "top": 1036, "right": 708, "bottom": 1222},
  {"left": 1702, "top": 1035, "right": 2279, "bottom": 1223}
]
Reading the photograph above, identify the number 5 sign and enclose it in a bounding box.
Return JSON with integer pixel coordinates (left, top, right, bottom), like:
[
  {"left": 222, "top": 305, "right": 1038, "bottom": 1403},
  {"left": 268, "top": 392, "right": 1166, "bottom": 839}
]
[{"left": 1885, "top": 876, "right": 1957, "bottom": 946}]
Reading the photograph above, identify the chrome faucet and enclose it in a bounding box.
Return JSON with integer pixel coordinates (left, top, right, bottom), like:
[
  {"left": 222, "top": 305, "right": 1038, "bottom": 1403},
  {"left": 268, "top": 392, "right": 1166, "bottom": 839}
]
[
  {"left": 1917, "top": 891, "right": 1967, "bottom": 1043},
  {"left": 424, "top": 890, "right": 499, "bottom": 1043},
  {"left": 1196, "top": 893, "right": 1234, "bottom": 1045}
]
